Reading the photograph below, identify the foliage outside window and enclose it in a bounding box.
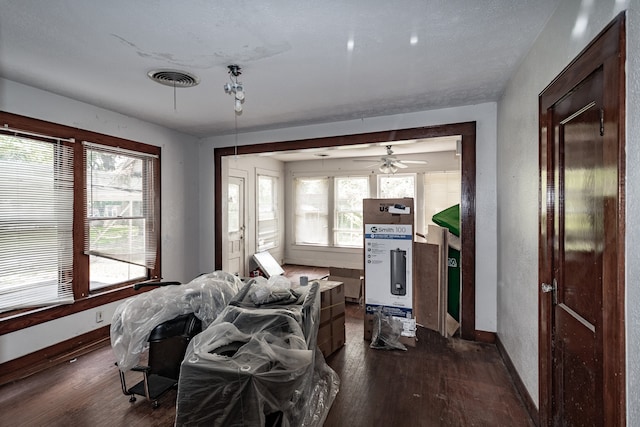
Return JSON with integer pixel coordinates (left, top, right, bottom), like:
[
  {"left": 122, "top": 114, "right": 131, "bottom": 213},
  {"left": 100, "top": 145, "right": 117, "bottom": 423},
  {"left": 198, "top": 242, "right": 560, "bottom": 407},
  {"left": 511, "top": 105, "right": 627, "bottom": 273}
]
[
  {"left": 334, "top": 176, "right": 368, "bottom": 247},
  {"left": 0, "top": 114, "right": 160, "bottom": 315},
  {"left": 85, "top": 142, "right": 156, "bottom": 290},
  {"left": 257, "top": 174, "right": 278, "bottom": 251},
  {"left": 378, "top": 174, "right": 416, "bottom": 199}
]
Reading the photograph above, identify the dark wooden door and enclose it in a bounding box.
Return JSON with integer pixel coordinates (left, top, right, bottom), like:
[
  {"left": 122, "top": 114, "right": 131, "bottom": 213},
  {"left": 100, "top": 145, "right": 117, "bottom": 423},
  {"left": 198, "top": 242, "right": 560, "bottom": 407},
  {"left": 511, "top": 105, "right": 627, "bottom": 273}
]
[
  {"left": 550, "top": 68, "right": 604, "bottom": 426},
  {"left": 538, "top": 14, "right": 625, "bottom": 426}
]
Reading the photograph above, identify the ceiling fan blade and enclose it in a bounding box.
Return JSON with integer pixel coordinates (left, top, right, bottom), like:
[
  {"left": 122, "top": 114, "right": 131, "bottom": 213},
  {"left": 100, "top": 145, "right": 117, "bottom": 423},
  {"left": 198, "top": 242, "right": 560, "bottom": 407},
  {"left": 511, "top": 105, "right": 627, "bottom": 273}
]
[
  {"left": 399, "top": 160, "right": 428, "bottom": 164},
  {"left": 393, "top": 161, "right": 409, "bottom": 168}
]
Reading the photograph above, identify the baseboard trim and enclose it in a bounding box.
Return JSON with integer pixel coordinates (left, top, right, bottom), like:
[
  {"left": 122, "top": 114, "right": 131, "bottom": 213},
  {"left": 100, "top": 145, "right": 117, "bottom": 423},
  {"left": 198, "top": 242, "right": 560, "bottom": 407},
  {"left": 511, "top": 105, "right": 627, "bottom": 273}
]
[
  {"left": 495, "top": 335, "right": 539, "bottom": 427},
  {"left": 474, "top": 329, "right": 496, "bottom": 343},
  {"left": 0, "top": 325, "right": 110, "bottom": 386}
]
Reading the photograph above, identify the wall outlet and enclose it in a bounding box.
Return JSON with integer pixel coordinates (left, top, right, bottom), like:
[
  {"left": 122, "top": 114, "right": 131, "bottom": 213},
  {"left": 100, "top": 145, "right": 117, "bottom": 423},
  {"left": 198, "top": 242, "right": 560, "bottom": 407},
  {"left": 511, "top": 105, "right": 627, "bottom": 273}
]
[{"left": 95, "top": 310, "right": 104, "bottom": 323}]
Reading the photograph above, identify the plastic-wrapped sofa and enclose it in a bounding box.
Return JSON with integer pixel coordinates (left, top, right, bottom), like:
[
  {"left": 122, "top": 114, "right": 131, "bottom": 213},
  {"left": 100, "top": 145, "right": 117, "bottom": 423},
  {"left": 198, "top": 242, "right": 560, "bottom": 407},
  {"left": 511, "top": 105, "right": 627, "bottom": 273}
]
[{"left": 175, "top": 278, "right": 340, "bottom": 427}]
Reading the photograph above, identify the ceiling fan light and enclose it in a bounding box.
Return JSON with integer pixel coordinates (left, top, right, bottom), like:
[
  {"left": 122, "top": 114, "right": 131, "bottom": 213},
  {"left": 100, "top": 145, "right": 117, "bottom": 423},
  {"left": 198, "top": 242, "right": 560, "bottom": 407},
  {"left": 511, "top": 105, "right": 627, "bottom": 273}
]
[
  {"left": 234, "top": 98, "right": 243, "bottom": 113},
  {"left": 235, "top": 86, "right": 245, "bottom": 100}
]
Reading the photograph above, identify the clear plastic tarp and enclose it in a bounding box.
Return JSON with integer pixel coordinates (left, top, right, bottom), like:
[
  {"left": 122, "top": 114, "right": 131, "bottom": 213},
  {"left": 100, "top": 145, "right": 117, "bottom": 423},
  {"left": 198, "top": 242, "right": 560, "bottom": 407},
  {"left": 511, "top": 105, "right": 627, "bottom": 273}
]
[
  {"left": 370, "top": 308, "right": 407, "bottom": 351},
  {"left": 110, "top": 271, "right": 242, "bottom": 372},
  {"left": 175, "top": 278, "right": 340, "bottom": 427}
]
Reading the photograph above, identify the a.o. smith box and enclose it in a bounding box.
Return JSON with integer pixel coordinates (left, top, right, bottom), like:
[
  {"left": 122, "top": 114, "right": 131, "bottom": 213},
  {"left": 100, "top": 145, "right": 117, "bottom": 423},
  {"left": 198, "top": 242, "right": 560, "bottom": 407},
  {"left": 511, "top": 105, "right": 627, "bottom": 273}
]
[{"left": 363, "top": 198, "right": 416, "bottom": 346}]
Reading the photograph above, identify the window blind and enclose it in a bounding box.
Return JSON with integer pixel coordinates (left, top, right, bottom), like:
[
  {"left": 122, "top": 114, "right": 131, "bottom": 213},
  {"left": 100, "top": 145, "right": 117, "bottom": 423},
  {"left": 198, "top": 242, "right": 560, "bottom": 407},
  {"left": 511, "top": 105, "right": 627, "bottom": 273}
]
[
  {"left": 83, "top": 141, "right": 157, "bottom": 271},
  {"left": 0, "top": 132, "right": 74, "bottom": 312},
  {"left": 294, "top": 177, "right": 329, "bottom": 245}
]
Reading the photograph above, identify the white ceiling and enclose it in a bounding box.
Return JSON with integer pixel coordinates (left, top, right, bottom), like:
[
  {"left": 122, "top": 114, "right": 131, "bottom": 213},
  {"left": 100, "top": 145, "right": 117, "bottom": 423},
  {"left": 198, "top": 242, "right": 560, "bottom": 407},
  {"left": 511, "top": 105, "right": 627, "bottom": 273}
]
[{"left": 0, "top": 1, "right": 559, "bottom": 138}]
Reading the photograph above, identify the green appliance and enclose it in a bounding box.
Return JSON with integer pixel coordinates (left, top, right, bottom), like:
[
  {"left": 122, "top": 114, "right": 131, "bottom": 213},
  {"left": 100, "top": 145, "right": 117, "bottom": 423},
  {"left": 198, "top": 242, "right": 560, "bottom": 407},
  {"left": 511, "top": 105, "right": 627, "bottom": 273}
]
[{"left": 432, "top": 204, "right": 460, "bottom": 321}]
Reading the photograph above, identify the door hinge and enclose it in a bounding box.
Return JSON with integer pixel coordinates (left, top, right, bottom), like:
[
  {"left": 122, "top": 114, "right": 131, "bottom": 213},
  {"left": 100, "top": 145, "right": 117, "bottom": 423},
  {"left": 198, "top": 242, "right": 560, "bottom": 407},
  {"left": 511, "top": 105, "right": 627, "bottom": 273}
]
[
  {"left": 600, "top": 107, "right": 605, "bottom": 136},
  {"left": 541, "top": 278, "right": 558, "bottom": 305}
]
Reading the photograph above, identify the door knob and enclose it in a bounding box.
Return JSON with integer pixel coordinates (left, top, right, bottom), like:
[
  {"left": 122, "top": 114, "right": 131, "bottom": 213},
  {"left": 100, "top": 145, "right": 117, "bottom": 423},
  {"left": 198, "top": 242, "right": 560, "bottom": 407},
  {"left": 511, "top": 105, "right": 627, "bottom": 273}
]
[{"left": 541, "top": 279, "right": 558, "bottom": 304}]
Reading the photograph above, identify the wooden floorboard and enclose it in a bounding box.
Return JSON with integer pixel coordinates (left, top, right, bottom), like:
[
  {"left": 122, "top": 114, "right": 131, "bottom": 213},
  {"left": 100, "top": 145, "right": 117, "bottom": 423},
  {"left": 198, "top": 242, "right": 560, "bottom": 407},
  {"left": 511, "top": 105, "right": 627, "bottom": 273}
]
[{"left": 0, "top": 266, "right": 533, "bottom": 426}]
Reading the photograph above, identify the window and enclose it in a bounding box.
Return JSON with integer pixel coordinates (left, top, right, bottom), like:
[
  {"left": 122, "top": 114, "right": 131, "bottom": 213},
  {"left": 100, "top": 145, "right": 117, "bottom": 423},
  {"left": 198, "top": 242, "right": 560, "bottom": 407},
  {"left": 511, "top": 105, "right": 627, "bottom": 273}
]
[
  {"left": 0, "top": 113, "right": 160, "bottom": 318},
  {"left": 85, "top": 142, "right": 157, "bottom": 290},
  {"left": 294, "top": 177, "right": 329, "bottom": 245},
  {"left": 257, "top": 174, "right": 278, "bottom": 251},
  {"left": 294, "top": 175, "right": 368, "bottom": 248},
  {"left": 378, "top": 174, "right": 415, "bottom": 199},
  {"left": 0, "top": 134, "right": 74, "bottom": 312},
  {"left": 334, "top": 176, "right": 369, "bottom": 247}
]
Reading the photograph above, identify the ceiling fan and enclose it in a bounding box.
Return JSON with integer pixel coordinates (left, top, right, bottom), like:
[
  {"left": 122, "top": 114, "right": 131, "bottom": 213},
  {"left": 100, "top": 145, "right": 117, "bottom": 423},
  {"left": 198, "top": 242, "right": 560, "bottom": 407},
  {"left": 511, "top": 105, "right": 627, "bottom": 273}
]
[{"left": 353, "top": 145, "right": 427, "bottom": 174}]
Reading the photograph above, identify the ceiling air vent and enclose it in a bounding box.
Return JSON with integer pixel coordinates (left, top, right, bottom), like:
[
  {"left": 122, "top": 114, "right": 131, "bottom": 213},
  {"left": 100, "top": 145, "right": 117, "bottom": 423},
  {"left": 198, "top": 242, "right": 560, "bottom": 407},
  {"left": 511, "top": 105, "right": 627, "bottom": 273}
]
[{"left": 147, "top": 69, "right": 200, "bottom": 88}]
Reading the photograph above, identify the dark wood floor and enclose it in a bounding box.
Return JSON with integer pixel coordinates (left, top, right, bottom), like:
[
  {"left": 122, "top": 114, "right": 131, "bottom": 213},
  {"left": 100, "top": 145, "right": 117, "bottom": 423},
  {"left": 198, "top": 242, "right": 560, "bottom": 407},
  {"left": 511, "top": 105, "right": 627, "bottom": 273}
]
[{"left": 0, "top": 266, "right": 534, "bottom": 426}]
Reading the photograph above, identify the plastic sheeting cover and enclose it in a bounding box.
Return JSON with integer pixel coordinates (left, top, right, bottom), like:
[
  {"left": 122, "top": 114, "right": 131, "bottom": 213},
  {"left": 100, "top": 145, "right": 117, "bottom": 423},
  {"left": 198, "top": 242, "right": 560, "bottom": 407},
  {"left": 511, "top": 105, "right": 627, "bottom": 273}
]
[
  {"left": 370, "top": 309, "right": 407, "bottom": 351},
  {"left": 175, "top": 279, "right": 340, "bottom": 427},
  {"left": 110, "top": 271, "right": 242, "bottom": 372}
]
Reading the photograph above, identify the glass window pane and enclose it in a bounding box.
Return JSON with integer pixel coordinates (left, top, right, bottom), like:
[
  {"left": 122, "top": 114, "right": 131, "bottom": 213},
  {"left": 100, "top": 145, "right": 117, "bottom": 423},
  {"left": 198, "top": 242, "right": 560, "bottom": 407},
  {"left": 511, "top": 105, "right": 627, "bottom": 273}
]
[
  {"left": 295, "top": 177, "right": 329, "bottom": 245},
  {"left": 257, "top": 175, "right": 278, "bottom": 251},
  {"left": 85, "top": 143, "right": 156, "bottom": 290},
  {"left": 334, "top": 176, "right": 368, "bottom": 247},
  {"left": 378, "top": 174, "right": 415, "bottom": 199},
  {"left": 228, "top": 182, "right": 240, "bottom": 233}
]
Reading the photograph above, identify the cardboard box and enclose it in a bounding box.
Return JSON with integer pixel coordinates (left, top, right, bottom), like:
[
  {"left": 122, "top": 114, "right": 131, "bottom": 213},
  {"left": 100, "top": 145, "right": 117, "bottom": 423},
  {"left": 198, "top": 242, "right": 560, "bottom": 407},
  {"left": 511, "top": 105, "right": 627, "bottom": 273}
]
[
  {"left": 318, "top": 339, "right": 332, "bottom": 357},
  {"left": 320, "top": 306, "right": 331, "bottom": 324},
  {"left": 317, "top": 280, "right": 346, "bottom": 358},
  {"left": 328, "top": 267, "right": 364, "bottom": 303},
  {"left": 318, "top": 321, "right": 332, "bottom": 345},
  {"left": 331, "top": 313, "right": 346, "bottom": 350},
  {"left": 363, "top": 198, "right": 416, "bottom": 345}
]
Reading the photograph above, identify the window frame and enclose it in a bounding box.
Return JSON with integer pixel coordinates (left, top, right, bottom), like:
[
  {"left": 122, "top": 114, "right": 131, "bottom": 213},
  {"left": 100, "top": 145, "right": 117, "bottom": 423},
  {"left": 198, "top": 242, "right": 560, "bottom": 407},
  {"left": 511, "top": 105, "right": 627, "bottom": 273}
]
[{"left": 0, "top": 111, "right": 161, "bottom": 335}]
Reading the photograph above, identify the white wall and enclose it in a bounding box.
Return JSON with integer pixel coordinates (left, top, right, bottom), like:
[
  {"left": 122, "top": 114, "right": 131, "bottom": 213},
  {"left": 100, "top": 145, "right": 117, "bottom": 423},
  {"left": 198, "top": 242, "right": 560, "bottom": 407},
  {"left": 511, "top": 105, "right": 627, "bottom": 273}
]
[
  {"left": 0, "top": 78, "right": 200, "bottom": 363},
  {"left": 199, "top": 102, "right": 498, "bottom": 332},
  {"left": 624, "top": 1, "right": 640, "bottom": 423},
  {"left": 495, "top": 0, "right": 635, "bottom": 418}
]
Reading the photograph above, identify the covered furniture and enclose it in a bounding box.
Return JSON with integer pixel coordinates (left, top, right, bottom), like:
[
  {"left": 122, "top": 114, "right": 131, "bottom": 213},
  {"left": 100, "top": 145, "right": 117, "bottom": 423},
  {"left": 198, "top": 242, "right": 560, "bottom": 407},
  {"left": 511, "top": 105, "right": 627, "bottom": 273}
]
[
  {"left": 175, "top": 278, "right": 339, "bottom": 426},
  {"left": 110, "top": 271, "right": 242, "bottom": 406}
]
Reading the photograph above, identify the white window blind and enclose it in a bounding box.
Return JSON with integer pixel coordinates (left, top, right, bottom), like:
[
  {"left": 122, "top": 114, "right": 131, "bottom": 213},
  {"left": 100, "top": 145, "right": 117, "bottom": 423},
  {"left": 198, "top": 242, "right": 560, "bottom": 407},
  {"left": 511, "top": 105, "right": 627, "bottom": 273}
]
[
  {"left": 84, "top": 142, "right": 157, "bottom": 290},
  {"left": 334, "top": 176, "right": 368, "bottom": 247},
  {"left": 294, "top": 177, "right": 329, "bottom": 245},
  {"left": 0, "top": 132, "right": 74, "bottom": 313},
  {"left": 257, "top": 174, "right": 278, "bottom": 251}
]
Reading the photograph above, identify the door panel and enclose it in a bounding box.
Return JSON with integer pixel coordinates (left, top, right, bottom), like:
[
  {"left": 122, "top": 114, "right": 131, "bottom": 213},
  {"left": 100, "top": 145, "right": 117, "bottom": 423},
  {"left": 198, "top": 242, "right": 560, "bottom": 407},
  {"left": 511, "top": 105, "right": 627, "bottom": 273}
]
[
  {"left": 539, "top": 14, "right": 625, "bottom": 426},
  {"left": 551, "top": 68, "right": 604, "bottom": 426}
]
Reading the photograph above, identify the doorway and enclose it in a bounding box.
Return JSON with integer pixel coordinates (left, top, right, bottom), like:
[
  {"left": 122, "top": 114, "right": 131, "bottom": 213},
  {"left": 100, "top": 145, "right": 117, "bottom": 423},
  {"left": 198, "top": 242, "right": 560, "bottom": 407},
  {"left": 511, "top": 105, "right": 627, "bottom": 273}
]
[
  {"left": 225, "top": 175, "right": 246, "bottom": 276},
  {"left": 538, "top": 14, "right": 625, "bottom": 425},
  {"left": 215, "top": 122, "right": 477, "bottom": 339}
]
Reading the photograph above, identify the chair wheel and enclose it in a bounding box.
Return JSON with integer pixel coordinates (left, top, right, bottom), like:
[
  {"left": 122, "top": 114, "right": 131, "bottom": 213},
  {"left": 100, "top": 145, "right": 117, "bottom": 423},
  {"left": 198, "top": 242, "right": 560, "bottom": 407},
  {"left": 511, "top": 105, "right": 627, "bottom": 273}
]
[{"left": 129, "top": 395, "right": 137, "bottom": 403}]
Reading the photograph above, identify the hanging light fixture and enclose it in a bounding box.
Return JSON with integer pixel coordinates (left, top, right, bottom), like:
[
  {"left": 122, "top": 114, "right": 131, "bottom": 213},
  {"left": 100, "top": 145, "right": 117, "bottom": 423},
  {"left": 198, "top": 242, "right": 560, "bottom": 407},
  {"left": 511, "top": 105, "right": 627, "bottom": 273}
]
[
  {"left": 379, "top": 163, "right": 398, "bottom": 174},
  {"left": 224, "top": 64, "right": 245, "bottom": 113}
]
